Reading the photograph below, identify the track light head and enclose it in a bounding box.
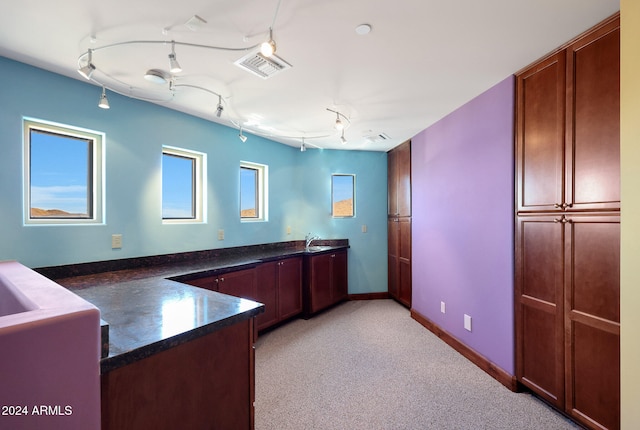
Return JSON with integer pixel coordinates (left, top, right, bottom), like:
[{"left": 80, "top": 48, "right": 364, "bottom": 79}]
[
  {"left": 260, "top": 28, "right": 276, "bottom": 57},
  {"left": 169, "top": 41, "right": 182, "bottom": 73},
  {"left": 216, "top": 95, "right": 224, "bottom": 118},
  {"left": 78, "top": 49, "right": 95, "bottom": 80},
  {"left": 239, "top": 127, "right": 247, "bottom": 142},
  {"left": 340, "top": 130, "right": 347, "bottom": 144},
  {"left": 78, "top": 63, "right": 96, "bottom": 80},
  {"left": 300, "top": 139, "right": 306, "bottom": 152},
  {"left": 335, "top": 117, "right": 344, "bottom": 131},
  {"left": 98, "top": 86, "right": 110, "bottom": 109}
]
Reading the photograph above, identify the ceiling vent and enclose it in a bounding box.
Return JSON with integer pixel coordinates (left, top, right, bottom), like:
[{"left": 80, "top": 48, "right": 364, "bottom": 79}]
[
  {"left": 234, "top": 50, "right": 292, "bottom": 79},
  {"left": 364, "top": 132, "right": 390, "bottom": 144}
]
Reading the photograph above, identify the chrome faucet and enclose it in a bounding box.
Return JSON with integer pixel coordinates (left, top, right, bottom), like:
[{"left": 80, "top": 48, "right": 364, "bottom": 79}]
[{"left": 305, "top": 233, "right": 320, "bottom": 249}]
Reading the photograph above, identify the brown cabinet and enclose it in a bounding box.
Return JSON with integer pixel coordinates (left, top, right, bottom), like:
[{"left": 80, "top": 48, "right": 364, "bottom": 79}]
[
  {"left": 388, "top": 217, "right": 411, "bottom": 307},
  {"left": 515, "top": 14, "right": 620, "bottom": 430},
  {"left": 101, "top": 319, "right": 255, "bottom": 430},
  {"left": 303, "top": 249, "right": 348, "bottom": 317},
  {"left": 388, "top": 140, "right": 411, "bottom": 217},
  {"left": 255, "top": 256, "right": 303, "bottom": 331},
  {"left": 185, "top": 267, "right": 256, "bottom": 300},
  {"left": 516, "top": 17, "right": 620, "bottom": 214},
  {"left": 515, "top": 214, "right": 620, "bottom": 429},
  {"left": 388, "top": 140, "right": 411, "bottom": 307}
]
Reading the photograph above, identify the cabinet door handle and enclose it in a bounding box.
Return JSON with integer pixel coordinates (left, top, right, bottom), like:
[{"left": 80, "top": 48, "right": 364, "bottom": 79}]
[
  {"left": 220, "top": 277, "right": 225, "bottom": 282},
  {"left": 554, "top": 202, "right": 573, "bottom": 210},
  {"left": 554, "top": 215, "right": 571, "bottom": 224}
]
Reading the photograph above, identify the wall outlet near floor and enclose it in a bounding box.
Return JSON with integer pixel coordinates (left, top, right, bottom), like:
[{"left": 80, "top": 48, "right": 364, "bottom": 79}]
[
  {"left": 441, "top": 301, "right": 446, "bottom": 314},
  {"left": 361, "top": 224, "right": 367, "bottom": 233},
  {"left": 464, "top": 314, "right": 472, "bottom": 332},
  {"left": 286, "top": 226, "right": 291, "bottom": 235},
  {"left": 217, "top": 229, "right": 224, "bottom": 241},
  {"left": 111, "top": 234, "right": 122, "bottom": 249}
]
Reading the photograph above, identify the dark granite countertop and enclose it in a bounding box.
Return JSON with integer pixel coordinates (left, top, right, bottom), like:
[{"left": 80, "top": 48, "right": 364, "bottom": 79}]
[{"left": 46, "top": 240, "right": 349, "bottom": 374}]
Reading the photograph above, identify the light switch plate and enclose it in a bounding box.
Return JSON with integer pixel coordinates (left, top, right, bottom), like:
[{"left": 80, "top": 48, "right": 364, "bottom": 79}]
[
  {"left": 111, "top": 234, "right": 122, "bottom": 249},
  {"left": 464, "top": 314, "right": 472, "bottom": 331},
  {"left": 217, "top": 229, "right": 224, "bottom": 240}
]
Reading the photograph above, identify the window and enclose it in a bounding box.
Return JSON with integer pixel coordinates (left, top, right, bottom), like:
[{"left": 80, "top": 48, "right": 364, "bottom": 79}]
[
  {"left": 240, "top": 161, "right": 268, "bottom": 221},
  {"left": 24, "top": 118, "right": 104, "bottom": 225},
  {"left": 332, "top": 174, "right": 355, "bottom": 217},
  {"left": 162, "top": 146, "right": 205, "bottom": 223}
]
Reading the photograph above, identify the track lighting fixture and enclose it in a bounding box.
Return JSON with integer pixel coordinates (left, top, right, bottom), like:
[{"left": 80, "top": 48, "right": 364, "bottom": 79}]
[
  {"left": 78, "top": 49, "right": 96, "bottom": 80},
  {"left": 300, "top": 138, "right": 306, "bottom": 152},
  {"left": 216, "top": 95, "right": 224, "bottom": 118},
  {"left": 326, "top": 108, "right": 350, "bottom": 133},
  {"left": 239, "top": 127, "right": 247, "bottom": 142},
  {"left": 98, "top": 86, "right": 110, "bottom": 109},
  {"left": 168, "top": 41, "right": 182, "bottom": 73},
  {"left": 260, "top": 28, "right": 277, "bottom": 57},
  {"left": 340, "top": 130, "right": 347, "bottom": 144}
]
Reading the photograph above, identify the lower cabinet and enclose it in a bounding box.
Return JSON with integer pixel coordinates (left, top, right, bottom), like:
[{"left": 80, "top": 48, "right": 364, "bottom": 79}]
[
  {"left": 185, "top": 259, "right": 303, "bottom": 333},
  {"left": 255, "top": 256, "right": 303, "bottom": 331},
  {"left": 515, "top": 213, "right": 620, "bottom": 430},
  {"left": 184, "top": 267, "right": 256, "bottom": 299},
  {"left": 101, "top": 319, "right": 255, "bottom": 430},
  {"left": 388, "top": 217, "right": 411, "bottom": 307},
  {"left": 303, "top": 249, "right": 348, "bottom": 317}
]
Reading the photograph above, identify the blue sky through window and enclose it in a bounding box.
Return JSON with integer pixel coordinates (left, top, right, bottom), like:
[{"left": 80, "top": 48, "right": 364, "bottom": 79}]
[
  {"left": 162, "top": 153, "right": 195, "bottom": 218},
  {"left": 30, "top": 130, "right": 90, "bottom": 215},
  {"left": 332, "top": 175, "right": 353, "bottom": 202},
  {"left": 240, "top": 167, "right": 257, "bottom": 214}
]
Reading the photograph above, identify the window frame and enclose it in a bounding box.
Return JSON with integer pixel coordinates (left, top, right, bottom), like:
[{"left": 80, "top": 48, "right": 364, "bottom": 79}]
[
  {"left": 331, "top": 173, "right": 356, "bottom": 218},
  {"left": 162, "top": 146, "right": 206, "bottom": 224},
  {"left": 23, "top": 118, "right": 105, "bottom": 226},
  {"left": 240, "top": 161, "right": 268, "bottom": 222}
]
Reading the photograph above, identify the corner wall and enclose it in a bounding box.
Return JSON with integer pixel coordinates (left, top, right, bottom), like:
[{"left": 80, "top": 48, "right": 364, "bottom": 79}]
[
  {"left": 620, "top": 2, "right": 640, "bottom": 427},
  {"left": 411, "top": 76, "right": 515, "bottom": 374}
]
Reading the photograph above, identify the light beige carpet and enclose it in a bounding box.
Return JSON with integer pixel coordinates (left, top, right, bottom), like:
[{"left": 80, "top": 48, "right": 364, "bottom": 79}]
[{"left": 255, "top": 299, "right": 579, "bottom": 430}]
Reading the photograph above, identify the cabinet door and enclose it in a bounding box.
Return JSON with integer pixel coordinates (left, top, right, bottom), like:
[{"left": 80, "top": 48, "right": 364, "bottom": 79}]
[
  {"left": 565, "top": 18, "right": 620, "bottom": 211},
  {"left": 396, "top": 141, "right": 411, "bottom": 217},
  {"left": 564, "top": 214, "right": 620, "bottom": 429},
  {"left": 255, "top": 262, "right": 278, "bottom": 331},
  {"left": 397, "top": 217, "right": 412, "bottom": 307},
  {"left": 516, "top": 52, "right": 566, "bottom": 213},
  {"left": 308, "top": 253, "right": 333, "bottom": 314},
  {"left": 184, "top": 276, "right": 217, "bottom": 291},
  {"left": 217, "top": 268, "right": 257, "bottom": 300},
  {"left": 515, "top": 215, "right": 565, "bottom": 408},
  {"left": 388, "top": 219, "right": 399, "bottom": 299},
  {"left": 331, "top": 251, "right": 348, "bottom": 303},
  {"left": 387, "top": 149, "right": 398, "bottom": 216},
  {"left": 278, "top": 257, "right": 303, "bottom": 320}
]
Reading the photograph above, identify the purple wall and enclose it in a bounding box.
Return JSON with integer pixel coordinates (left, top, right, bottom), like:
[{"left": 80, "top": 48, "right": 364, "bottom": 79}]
[{"left": 411, "top": 76, "right": 515, "bottom": 374}]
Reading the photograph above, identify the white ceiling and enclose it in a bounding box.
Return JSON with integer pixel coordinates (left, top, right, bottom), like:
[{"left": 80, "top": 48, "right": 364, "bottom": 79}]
[{"left": 0, "top": 0, "right": 619, "bottom": 152}]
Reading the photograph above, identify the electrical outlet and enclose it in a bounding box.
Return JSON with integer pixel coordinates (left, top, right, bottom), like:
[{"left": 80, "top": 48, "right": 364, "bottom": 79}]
[
  {"left": 464, "top": 314, "right": 472, "bottom": 332},
  {"left": 218, "top": 229, "right": 224, "bottom": 241},
  {"left": 111, "top": 234, "right": 122, "bottom": 249},
  {"left": 286, "top": 226, "right": 291, "bottom": 235},
  {"left": 440, "top": 301, "right": 446, "bottom": 314},
  {"left": 361, "top": 224, "right": 367, "bottom": 233}
]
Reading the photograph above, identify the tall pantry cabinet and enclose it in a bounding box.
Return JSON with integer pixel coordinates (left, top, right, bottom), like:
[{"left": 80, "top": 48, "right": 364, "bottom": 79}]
[
  {"left": 515, "top": 14, "right": 620, "bottom": 430},
  {"left": 388, "top": 140, "right": 411, "bottom": 307}
]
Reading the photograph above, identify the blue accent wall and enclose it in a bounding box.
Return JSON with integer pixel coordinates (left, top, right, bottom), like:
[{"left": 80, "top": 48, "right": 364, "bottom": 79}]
[{"left": 0, "top": 56, "right": 388, "bottom": 294}]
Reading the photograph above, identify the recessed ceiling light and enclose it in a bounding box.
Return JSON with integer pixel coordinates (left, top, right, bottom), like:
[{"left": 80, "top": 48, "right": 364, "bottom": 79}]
[
  {"left": 355, "top": 24, "right": 372, "bottom": 35},
  {"left": 144, "top": 69, "right": 168, "bottom": 84}
]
